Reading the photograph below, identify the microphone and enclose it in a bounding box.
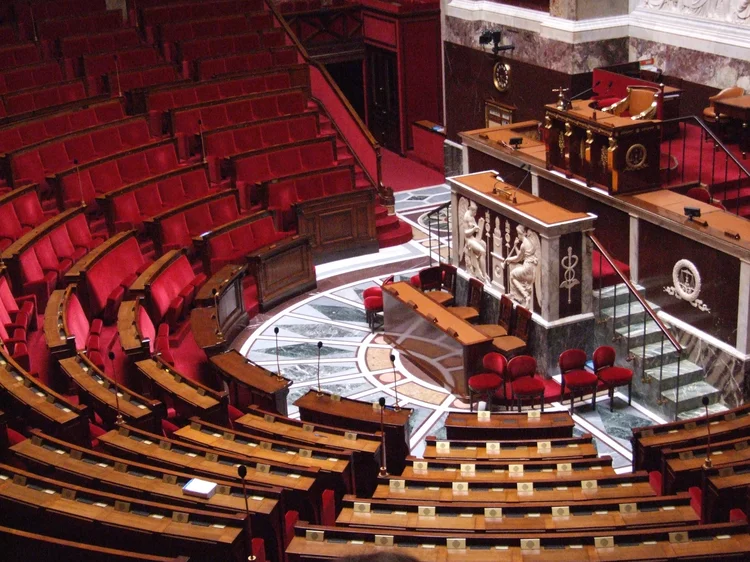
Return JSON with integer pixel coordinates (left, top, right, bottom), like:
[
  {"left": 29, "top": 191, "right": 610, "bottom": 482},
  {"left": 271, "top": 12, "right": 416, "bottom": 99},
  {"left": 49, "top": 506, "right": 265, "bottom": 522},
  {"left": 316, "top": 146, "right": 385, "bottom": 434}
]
[
  {"left": 73, "top": 159, "right": 85, "bottom": 208},
  {"left": 702, "top": 396, "right": 712, "bottom": 469},
  {"left": 212, "top": 288, "right": 223, "bottom": 340},
  {"left": 378, "top": 396, "right": 388, "bottom": 477},
  {"left": 198, "top": 119, "right": 206, "bottom": 163},
  {"left": 236, "top": 465, "right": 257, "bottom": 561},
  {"left": 316, "top": 341, "right": 323, "bottom": 396},
  {"left": 108, "top": 350, "right": 124, "bottom": 426},
  {"left": 113, "top": 54, "right": 121, "bottom": 98},
  {"left": 570, "top": 80, "right": 601, "bottom": 102},
  {"left": 390, "top": 353, "right": 400, "bottom": 411},
  {"left": 273, "top": 326, "right": 283, "bottom": 381}
]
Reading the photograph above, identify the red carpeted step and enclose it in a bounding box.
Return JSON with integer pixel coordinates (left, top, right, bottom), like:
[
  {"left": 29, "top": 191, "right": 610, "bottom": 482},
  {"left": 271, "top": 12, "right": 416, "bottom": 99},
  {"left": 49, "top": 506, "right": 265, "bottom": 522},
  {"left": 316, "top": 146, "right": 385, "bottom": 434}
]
[
  {"left": 375, "top": 204, "right": 388, "bottom": 219},
  {"left": 337, "top": 155, "right": 354, "bottom": 167},
  {"left": 376, "top": 213, "right": 399, "bottom": 234},
  {"left": 355, "top": 176, "right": 371, "bottom": 189},
  {"left": 377, "top": 220, "right": 412, "bottom": 248}
]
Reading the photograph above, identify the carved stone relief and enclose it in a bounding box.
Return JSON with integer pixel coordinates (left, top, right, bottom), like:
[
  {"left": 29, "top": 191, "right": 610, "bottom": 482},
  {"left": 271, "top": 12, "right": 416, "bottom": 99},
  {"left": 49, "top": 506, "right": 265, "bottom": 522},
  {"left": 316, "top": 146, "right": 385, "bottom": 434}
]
[{"left": 638, "top": 0, "right": 750, "bottom": 24}]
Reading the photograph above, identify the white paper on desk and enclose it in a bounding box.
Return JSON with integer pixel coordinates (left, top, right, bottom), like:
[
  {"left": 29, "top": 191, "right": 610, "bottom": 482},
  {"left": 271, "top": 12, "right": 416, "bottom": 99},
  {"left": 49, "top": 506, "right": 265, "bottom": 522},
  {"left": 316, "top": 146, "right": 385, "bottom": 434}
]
[{"left": 182, "top": 478, "right": 217, "bottom": 499}]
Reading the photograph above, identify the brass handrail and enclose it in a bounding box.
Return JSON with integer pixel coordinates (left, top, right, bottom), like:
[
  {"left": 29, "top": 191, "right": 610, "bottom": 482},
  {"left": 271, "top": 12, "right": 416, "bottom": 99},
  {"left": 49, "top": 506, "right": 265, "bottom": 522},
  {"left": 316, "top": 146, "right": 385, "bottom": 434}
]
[{"left": 588, "top": 233, "right": 682, "bottom": 353}]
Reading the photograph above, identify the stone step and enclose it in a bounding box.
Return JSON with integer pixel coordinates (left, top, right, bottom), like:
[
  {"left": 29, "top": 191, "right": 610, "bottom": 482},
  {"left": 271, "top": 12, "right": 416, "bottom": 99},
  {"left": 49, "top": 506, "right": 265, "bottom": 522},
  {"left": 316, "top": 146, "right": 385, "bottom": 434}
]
[
  {"left": 644, "top": 359, "right": 705, "bottom": 391},
  {"left": 601, "top": 300, "right": 660, "bottom": 329},
  {"left": 661, "top": 380, "right": 722, "bottom": 413},
  {"left": 593, "top": 283, "right": 646, "bottom": 309},
  {"left": 677, "top": 401, "right": 729, "bottom": 421},
  {"left": 615, "top": 319, "right": 668, "bottom": 347},
  {"left": 629, "top": 340, "right": 680, "bottom": 369}
]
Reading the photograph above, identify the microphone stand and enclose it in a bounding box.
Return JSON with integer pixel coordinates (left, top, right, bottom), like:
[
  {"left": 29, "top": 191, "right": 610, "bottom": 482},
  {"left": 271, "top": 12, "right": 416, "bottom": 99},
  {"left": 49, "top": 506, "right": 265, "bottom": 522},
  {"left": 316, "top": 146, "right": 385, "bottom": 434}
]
[
  {"left": 198, "top": 119, "right": 206, "bottom": 163},
  {"left": 377, "top": 397, "right": 388, "bottom": 477},
  {"left": 114, "top": 54, "right": 122, "bottom": 98},
  {"left": 108, "top": 351, "right": 124, "bottom": 426},
  {"left": 74, "top": 159, "right": 85, "bottom": 208},
  {"left": 273, "top": 326, "right": 283, "bottom": 381},
  {"left": 237, "top": 465, "right": 257, "bottom": 561},
  {"left": 212, "top": 288, "right": 224, "bottom": 340},
  {"left": 316, "top": 341, "right": 323, "bottom": 396},
  {"left": 389, "top": 353, "right": 400, "bottom": 411},
  {"left": 702, "top": 396, "right": 712, "bottom": 469}
]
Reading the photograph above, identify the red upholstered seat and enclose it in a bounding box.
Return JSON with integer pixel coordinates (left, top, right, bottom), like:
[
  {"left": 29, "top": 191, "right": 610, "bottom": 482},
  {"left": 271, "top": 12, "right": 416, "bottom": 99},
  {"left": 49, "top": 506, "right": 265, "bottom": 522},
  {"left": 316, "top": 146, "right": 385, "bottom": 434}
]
[
  {"left": 321, "top": 489, "right": 336, "bottom": 526},
  {"left": 0, "top": 276, "right": 35, "bottom": 331},
  {"left": 65, "top": 292, "right": 90, "bottom": 351},
  {"left": 19, "top": 249, "right": 56, "bottom": 308},
  {"left": 506, "top": 354, "right": 544, "bottom": 412},
  {"left": 559, "top": 348, "right": 597, "bottom": 413},
  {"left": 593, "top": 345, "right": 633, "bottom": 410},
  {"left": 364, "top": 295, "right": 383, "bottom": 330},
  {"left": 467, "top": 352, "right": 506, "bottom": 412},
  {"left": 512, "top": 375, "right": 544, "bottom": 394},
  {"left": 362, "top": 286, "right": 382, "bottom": 300},
  {"left": 468, "top": 373, "right": 502, "bottom": 391},
  {"left": 284, "top": 510, "right": 299, "bottom": 548}
]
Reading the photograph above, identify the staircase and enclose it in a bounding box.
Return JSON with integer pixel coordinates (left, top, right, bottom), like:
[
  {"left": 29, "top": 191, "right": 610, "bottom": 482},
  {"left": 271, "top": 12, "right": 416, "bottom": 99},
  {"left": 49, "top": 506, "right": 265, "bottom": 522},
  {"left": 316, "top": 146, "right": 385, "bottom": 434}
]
[{"left": 594, "top": 282, "right": 725, "bottom": 420}]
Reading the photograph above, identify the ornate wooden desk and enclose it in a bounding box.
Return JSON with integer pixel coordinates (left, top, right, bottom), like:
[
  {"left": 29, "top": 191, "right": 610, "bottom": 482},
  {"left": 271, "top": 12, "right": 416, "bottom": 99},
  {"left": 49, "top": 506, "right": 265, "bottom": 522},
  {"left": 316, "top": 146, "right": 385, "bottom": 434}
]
[{"left": 712, "top": 94, "right": 750, "bottom": 157}]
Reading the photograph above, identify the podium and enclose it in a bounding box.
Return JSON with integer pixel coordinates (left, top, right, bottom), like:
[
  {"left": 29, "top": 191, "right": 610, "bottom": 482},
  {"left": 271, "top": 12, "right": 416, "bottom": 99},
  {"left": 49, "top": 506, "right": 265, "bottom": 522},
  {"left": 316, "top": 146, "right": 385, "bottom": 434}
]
[{"left": 545, "top": 99, "right": 661, "bottom": 194}]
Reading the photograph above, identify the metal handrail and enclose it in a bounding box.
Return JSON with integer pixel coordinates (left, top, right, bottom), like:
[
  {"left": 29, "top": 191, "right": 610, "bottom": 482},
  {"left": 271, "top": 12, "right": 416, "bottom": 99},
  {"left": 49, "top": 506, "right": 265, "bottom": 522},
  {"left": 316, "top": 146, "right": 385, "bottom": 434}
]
[
  {"left": 589, "top": 234, "right": 682, "bottom": 353},
  {"left": 426, "top": 201, "right": 450, "bottom": 266}
]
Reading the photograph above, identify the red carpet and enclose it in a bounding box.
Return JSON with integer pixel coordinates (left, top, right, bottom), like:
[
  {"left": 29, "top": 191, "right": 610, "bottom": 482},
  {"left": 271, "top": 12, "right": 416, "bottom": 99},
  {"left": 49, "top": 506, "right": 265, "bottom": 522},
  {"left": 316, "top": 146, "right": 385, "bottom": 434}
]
[{"left": 381, "top": 148, "right": 445, "bottom": 192}]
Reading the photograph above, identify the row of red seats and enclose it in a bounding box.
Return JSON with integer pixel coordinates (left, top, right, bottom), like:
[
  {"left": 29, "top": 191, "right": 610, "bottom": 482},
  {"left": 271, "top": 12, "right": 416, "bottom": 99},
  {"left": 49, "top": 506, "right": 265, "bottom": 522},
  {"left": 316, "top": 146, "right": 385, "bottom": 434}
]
[
  {"left": 0, "top": 42, "right": 42, "bottom": 70},
  {"left": 105, "top": 165, "right": 217, "bottom": 233},
  {"left": 84, "top": 235, "right": 151, "bottom": 322},
  {"left": 267, "top": 166, "right": 355, "bottom": 231},
  {"left": 156, "top": 14, "right": 257, "bottom": 48},
  {"left": 140, "top": 0, "right": 265, "bottom": 27},
  {"left": 13, "top": 0, "right": 107, "bottom": 39},
  {"left": 38, "top": 10, "right": 124, "bottom": 43},
  {"left": 0, "top": 61, "right": 65, "bottom": 96},
  {"left": 232, "top": 136, "right": 340, "bottom": 187},
  {"left": 171, "top": 88, "right": 308, "bottom": 144},
  {"left": 137, "top": 303, "right": 174, "bottom": 366},
  {"left": 195, "top": 47, "right": 298, "bottom": 80},
  {"left": 0, "top": 25, "right": 21, "bottom": 46},
  {"left": 59, "top": 140, "right": 182, "bottom": 209},
  {"left": 81, "top": 46, "right": 163, "bottom": 94},
  {"left": 0, "top": 99, "right": 125, "bottom": 158},
  {"left": 60, "top": 28, "right": 141, "bottom": 60},
  {"left": 204, "top": 112, "right": 319, "bottom": 161},
  {"left": 176, "top": 30, "right": 286, "bottom": 65},
  {"left": 156, "top": 191, "right": 241, "bottom": 254},
  {"left": 0, "top": 185, "right": 56, "bottom": 251},
  {"left": 0, "top": 79, "right": 90, "bottom": 119},
  {"left": 63, "top": 289, "right": 109, "bottom": 368},
  {"left": 16, "top": 212, "right": 105, "bottom": 309},
  {"left": 10, "top": 117, "right": 153, "bottom": 188},
  {"left": 206, "top": 212, "right": 292, "bottom": 274},
  {"left": 0, "top": 275, "right": 35, "bottom": 371},
  {"left": 105, "top": 64, "right": 180, "bottom": 98},
  {"left": 147, "top": 69, "right": 294, "bottom": 114},
  {"left": 148, "top": 253, "right": 207, "bottom": 330}
]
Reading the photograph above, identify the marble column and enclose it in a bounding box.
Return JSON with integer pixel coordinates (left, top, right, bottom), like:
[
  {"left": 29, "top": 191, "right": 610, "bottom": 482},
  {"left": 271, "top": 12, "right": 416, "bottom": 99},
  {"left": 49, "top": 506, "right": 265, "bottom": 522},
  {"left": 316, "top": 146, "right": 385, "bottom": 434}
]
[
  {"left": 541, "top": 235, "right": 560, "bottom": 322},
  {"left": 737, "top": 260, "right": 750, "bottom": 355},
  {"left": 531, "top": 172, "right": 540, "bottom": 197},
  {"left": 582, "top": 232, "right": 593, "bottom": 314}
]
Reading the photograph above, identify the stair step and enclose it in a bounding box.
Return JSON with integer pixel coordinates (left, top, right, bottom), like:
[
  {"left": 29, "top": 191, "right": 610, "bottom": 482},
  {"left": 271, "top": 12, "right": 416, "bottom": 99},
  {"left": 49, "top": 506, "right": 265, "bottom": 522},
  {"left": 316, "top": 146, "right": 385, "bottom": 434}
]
[
  {"left": 355, "top": 177, "right": 371, "bottom": 189},
  {"left": 644, "top": 359, "right": 704, "bottom": 390},
  {"left": 594, "top": 282, "right": 647, "bottom": 308},
  {"left": 615, "top": 319, "right": 667, "bottom": 346},
  {"left": 660, "top": 380, "right": 722, "bottom": 412},
  {"left": 629, "top": 340, "right": 680, "bottom": 369},
  {"left": 378, "top": 220, "right": 412, "bottom": 248},
  {"left": 601, "top": 300, "right": 659, "bottom": 328},
  {"left": 375, "top": 205, "right": 388, "bottom": 219},
  {"left": 376, "top": 214, "right": 400, "bottom": 234},
  {"left": 677, "top": 402, "right": 729, "bottom": 421}
]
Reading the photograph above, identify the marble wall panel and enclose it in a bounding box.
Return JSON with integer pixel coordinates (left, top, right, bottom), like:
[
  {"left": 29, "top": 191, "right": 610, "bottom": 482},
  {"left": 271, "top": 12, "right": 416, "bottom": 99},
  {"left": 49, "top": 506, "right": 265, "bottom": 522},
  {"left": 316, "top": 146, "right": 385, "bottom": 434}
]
[{"left": 528, "top": 315, "right": 596, "bottom": 377}]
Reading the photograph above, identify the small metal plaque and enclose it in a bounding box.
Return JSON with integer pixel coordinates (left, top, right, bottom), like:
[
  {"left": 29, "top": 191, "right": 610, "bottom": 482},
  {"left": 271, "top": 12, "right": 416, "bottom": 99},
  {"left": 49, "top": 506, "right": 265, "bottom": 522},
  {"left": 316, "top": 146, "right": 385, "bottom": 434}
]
[
  {"left": 190, "top": 422, "right": 201, "bottom": 431},
  {"left": 259, "top": 441, "right": 272, "bottom": 450},
  {"left": 552, "top": 506, "right": 569, "bottom": 517},
  {"left": 527, "top": 410, "right": 541, "bottom": 419},
  {"left": 159, "top": 440, "right": 172, "bottom": 451},
  {"left": 263, "top": 414, "right": 275, "bottom": 423},
  {"left": 118, "top": 426, "right": 130, "bottom": 437},
  {"left": 299, "top": 449, "right": 312, "bottom": 458},
  {"left": 556, "top": 463, "right": 572, "bottom": 472},
  {"left": 685, "top": 422, "right": 697, "bottom": 430},
  {"left": 436, "top": 441, "right": 450, "bottom": 453},
  {"left": 205, "top": 453, "right": 218, "bottom": 462},
  {"left": 353, "top": 502, "right": 370, "bottom": 513},
  {"left": 718, "top": 467, "right": 735, "bottom": 477},
  {"left": 70, "top": 449, "right": 83, "bottom": 461},
  {"left": 484, "top": 507, "right": 502, "bottom": 518},
  {"left": 375, "top": 535, "right": 394, "bottom": 546},
  {"left": 452, "top": 481, "right": 468, "bottom": 493},
  {"left": 163, "top": 474, "right": 177, "bottom": 485},
  {"left": 460, "top": 463, "right": 475, "bottom": 475},
  {"left": 196, "top": 388, "right": 206, "bottom": 396},
  {"left": 61, "top": 488, "right": 76, "bottom": 500},
  {"left": 517, "top": 482, "right": 533, "bottom": 493},
  {"left": 372, "top": 402, "right": 382, "bottom": 412},
  {"left": 413, "top": 461, "right": 428, "bottom": 472},
  {"left": 216, "top": 485, "right": 230, "bottom": 495},
  {"left": 344, "top": 431, "right": 357, "bottom": 441},
  {"left": 477, "top": 410, "right": 491, "bottom": 421},
  {"left": 537, "top": 441, "right": 551, "bottom": 452},
  {"left": 302, "top": 424, "right": 314, "bottom": 433},
  {"left": 172, "top": 512, "right": 189, "bottom": 524},
  {"left": 641, "top": 429, "right": 654, "bottom": 437},
  {"left": 521, "top": 538, "right": 540, "bottom": 550},
  {"left": 114, "top": 462, "right": 127, "bottom": 473},
  {"left": 595, "top": 536, "right": 614, "bottom": 548},
  {"left": 305, "top": 530, "right": 324, "bottom": 542},
  {"left": 669, "top": 531, "right": 688, "bottom": 544},
  {"left": 389, "top": 479, "right": 405, "bottom": 491},
  {"left": 114, "top": 501, "right": 130, "bottom": 513},
  {"left": 581, "top": 479, "right": 598, "bottom": 491},
  {"left": 418, "top": 506, "right": 435, "bottom": 517},
  {"left": 12, "top": 474, "right": 26, "bottom": 486},
  {"left": 725, "top": 412, "right": 737, "bottom": 421},
  {"left": 735, "top": 441, "right": 748, "bottom": 451},
  {"left": 509, "top": 464, "right": 524, "bottom": 475},
  {"left": 678, "top": 451, "right": 694, "bottom": 460},
  {"left": 256, "top": 463, "right": 270, "bottom": 474},
  {"left": 331, "top": 394, "right": 341, "bottom": 402},
  {"left": 222, "top": 432, "right": 235, "bottom": 441},
  {"left": 619, "top": 503, "right": 636, "bottom": 514},
  {"left": 447, "top": 538, "right": 466, "bottom": 550}
]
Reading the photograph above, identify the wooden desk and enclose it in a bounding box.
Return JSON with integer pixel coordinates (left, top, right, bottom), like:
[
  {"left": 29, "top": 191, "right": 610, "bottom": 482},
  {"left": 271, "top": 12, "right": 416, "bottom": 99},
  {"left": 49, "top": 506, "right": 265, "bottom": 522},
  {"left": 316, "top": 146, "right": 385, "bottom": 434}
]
[
  {"left": 337, "top": 492, "right": 698, "bottom": 534},
  {"left": 0, "top": 353, "right": 88, "bottom": 445},
  {"left": 194, "top": 263, "right": 247, "bottom": 306},
  {"left": 175, "top": 420, "right": 354, "bottom": 497},
  {"left": 444, "top": 412, "right": 574, "bottom": 440},
  {"left": 12, "top": 429, "right": 285, "bottom": 562},
  {"left": 294, "top": 389, "right": 411, "bottom": 475},
  {"left": 703, "top": 460, "right": 750, "bottom": 523},
  {"left": 663, "top": 436, "right": 750, "bottom": 494},
  {"left": 235, "top": 406, "right": 381, "bottom": 496},
  {"left": 209, "top": 350, "right": 290, "bottom": 415},
  {"left": 58, "top": 353, "right": 162, "bottom": 432},
  {"left": 135, "top": 357, "right": 228, "bottom": 424},
  {"left": 0, "top": 462, "right": 247, "bottom": 562},
  {"left": 545, "top": 99, "right": 662, "bottom": 194},
  {"left": 382, "top": 281, "right": 492, "bottom": 397},
  {"left": 98, "top": 425, "right": 322, "bottom": 522},
  {"left": 43, "top": 288, "right": 76, "bottom": 360},
  {"left": 424, "top": 435, "right": 598, "bottom": 461},
  {"left": 411, "top": 119, "right": 445, "bottom": 171},
  {"left": 117, "top": 299, "right": 149, "bottom": 358},
  {"left": 713, "top": 95, "right": 750, "bottom": 156},
  {"left": 128, "top": 250, "right": 181, "bottom": 295},
  {"left": 190, "top": 306, "right": 228, "bottom": 355}
]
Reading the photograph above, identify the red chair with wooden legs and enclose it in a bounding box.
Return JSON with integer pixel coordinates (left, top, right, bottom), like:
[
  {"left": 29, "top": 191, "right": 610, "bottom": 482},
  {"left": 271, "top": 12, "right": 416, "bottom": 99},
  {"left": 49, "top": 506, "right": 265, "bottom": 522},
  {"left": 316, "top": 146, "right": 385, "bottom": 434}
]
[
  {"left": 449, "top": 277, "right": 483, "bottom": 322},
  {"left": 506, "top": 355, "right": 545, "bottom": 412},
  {"left": 559, "top": 348, "right": 598, "bottom": 413},
  {"left": 364, "top": 276, "right": 393, "bottom": 330},
  {"left": 593, "top": 345, "right": 633, "bottom": 411},
  {"left": 467, "top": 352, "right": 506, "bottom": 412},
  {"left": 418, "top": 265, "right": 455, "bottom": 306},
  {"left": 492, "top": 304, "right": 531, "bottom": 358}
]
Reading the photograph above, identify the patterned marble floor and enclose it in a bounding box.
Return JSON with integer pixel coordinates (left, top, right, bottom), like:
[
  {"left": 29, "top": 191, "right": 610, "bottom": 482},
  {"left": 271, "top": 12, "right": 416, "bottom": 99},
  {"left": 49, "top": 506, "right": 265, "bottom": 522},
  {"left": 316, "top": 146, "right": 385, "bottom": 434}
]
[{"left": 236, "top": 185, "right": 668, "bottom": 473}]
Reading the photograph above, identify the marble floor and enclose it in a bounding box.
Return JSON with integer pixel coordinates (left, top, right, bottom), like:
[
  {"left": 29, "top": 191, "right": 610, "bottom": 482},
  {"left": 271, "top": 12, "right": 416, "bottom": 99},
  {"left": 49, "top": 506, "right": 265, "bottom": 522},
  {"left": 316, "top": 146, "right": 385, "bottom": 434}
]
[{"left": 235, "top": 184, "right": 668, "bottom": 473}]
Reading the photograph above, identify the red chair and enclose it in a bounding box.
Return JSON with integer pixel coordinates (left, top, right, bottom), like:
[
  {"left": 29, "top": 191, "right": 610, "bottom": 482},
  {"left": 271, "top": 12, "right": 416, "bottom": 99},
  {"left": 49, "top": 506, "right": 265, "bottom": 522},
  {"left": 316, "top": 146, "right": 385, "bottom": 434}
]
[
  {"left": 559, "top": 348, "right": 598, "bottom": 413},
  {"left": 506, "top": 355, "right": 545, "bottom": 412},
  {"left": 364, "top": 276, "right": 393, "bottom": 330},
  {"left": 467, "top": 352, "right": 505, "bottom": 412},
  {"left": 593, "top": 345, "right": 633, "bottom": 411}
]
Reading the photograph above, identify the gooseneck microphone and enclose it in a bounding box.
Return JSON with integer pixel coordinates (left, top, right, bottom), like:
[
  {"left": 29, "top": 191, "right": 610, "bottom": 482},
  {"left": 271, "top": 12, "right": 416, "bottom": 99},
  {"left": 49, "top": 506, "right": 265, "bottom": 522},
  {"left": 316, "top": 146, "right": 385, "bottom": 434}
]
[
  {"left": 378, "top": 397, "right": 388, "bottom": 477},
  {"left": 237, "top": 465, "right": 257, "bottom": 561},
  {"left": 108, "top": 350, "right": 124, "bottom": 426}
]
